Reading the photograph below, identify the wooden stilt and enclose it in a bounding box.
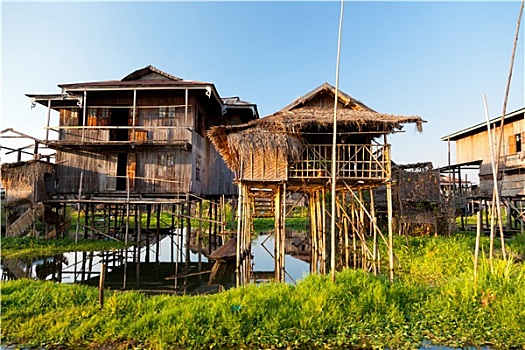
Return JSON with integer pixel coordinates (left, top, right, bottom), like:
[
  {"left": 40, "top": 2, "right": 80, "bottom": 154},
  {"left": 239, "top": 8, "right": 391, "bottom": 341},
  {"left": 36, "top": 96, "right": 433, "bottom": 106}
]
[
  {"left": 171, "top": 204, "right": 175, "bottom": 264},
  {"left": 474, "top": 210, "right": 481, "bottom": 287},
  {"left": 185, "top": 197, "right": 192, "bottom": 268},
  {"left": 145, "top": 204, "right": 151, "bottom": 263},
  {"left": 136, "top": 206, "right": 142, "bottom": 287},
  {"left": 370, "top": 188, "right": 378, "bottom": 275},
  {"left": 236, "top": 183, "right": 243, "bottom": 288},
  {"left": 198, "top": 200, "right": 202, "bottom": 272},
  {"left": 343, "top": 191, "right": 349, "bottom": 269},
  {"left": 321, "top": 188, "right": 327, "bottom": 274},
  {"left": 386, "top": 142, "right": 395, "bottom": 281},
  {"left": 155, "top": 204, "right": 160, "bottom": 264}
]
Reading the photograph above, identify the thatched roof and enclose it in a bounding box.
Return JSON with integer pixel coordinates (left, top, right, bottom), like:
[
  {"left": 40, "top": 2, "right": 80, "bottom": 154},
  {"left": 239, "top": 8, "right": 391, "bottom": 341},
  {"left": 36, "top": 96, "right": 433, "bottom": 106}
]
[{"left": 207, "top": 85, "right": 424, "bottom": 172}]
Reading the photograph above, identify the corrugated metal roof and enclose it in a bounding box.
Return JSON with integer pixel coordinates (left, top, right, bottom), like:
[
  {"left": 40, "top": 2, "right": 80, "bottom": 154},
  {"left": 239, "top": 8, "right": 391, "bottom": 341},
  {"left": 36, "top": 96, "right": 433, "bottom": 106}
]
[{"left": 441, "top": 107, "right": 524, "bottom": 141}]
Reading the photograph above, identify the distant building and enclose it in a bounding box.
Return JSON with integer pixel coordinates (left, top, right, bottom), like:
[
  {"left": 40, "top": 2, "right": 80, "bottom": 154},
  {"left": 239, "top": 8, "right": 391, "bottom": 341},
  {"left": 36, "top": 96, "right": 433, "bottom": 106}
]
[{"left": 442, "top": 107, "right": 524, "bottom": 198}]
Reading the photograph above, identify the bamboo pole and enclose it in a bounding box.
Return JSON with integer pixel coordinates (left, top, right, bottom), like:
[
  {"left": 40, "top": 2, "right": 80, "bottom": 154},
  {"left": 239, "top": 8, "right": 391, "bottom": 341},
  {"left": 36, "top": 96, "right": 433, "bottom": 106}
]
[
  {"left": 309, "top": 192, "right": 318, "bottom": 274},
  {"left": 351, "top": 196, "right": 357, "bottom": 269},
  {"left": 320, "top": 188, "right": 326, "bottom": 274},
  {"left": 343, "top": 191, "right": 349, "bottom": 268},
  {"left": 483, "top": 96, "right": 505, "bottom": 264},
  {"left": 385, "top": 137, "right": 394, "bottom": 281},
  {"left": 198, "top": 200, "right": 202, "bottom": 272},
  {"left": 330, "top": 0, "right": 345, "bottom": 283},
  {"left": 474, "top": 210, "right": 482, "bottom": 287},
  {"left": 236, "top": 182, "right": 243, "bottom": 288},
  {"left": 98, "top": 260, "right": 106, "bottom": 308},
  {"left": 358, "top": 189, "right": 366, "bottom": 270},
  {"left": 274, "top": 185, "right": 282, "bottom": 282},
  {"left": 137, "top": 206, "right": 142, "bottom": 287},
  {"left": 370, "top": 188, "right": 377, "bottom": 275},
  {"left": 75, "top": 171, "right": 84, "bottom": 244}
]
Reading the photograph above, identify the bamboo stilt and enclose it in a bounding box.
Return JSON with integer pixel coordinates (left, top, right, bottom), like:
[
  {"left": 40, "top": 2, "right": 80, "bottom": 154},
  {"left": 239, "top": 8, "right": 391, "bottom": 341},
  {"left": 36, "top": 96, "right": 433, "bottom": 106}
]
[{"left": 474, "top": 210, "right": 481, "bottom": 287}]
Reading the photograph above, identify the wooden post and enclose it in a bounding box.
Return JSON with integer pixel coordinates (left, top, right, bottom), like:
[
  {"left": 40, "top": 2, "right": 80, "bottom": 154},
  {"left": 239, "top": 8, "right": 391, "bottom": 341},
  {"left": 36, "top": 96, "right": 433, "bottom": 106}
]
[
  {"left": 75, "top": 171, "right": 83, "bottom": 243},
  {"left": 309, "top": 192, "right": 317, "bottom": 274},
  {"left": 98, "top": 260, "right": 106, "bottom": 308},
  {"left": 185, "top": 197, "right": 192, "bottom": 268},
  {"left": 370, "top": 188, "right": 378, "bottom": 275},
  {"left": 156, "top": 204, "right": 161, "bottom": 264},
  {"left": 171, "top": 204, "right": 175, "bottom": 263},
  {"left": 358, "top": 189, "right": 366, "bottom": 271},
  {"left": 46, "top": 99, "right": 51, "bottom": 142},
  {"left": 145, "top": 204, "right": 151, "bottom": 263},
  {"left": 474, "top": 210, "right": 481, "bottom": 287},
  {"left": 137, "top": 206, "right": 142, "bottom": 287},
  {"left": 385, "top": 140, "right": 394, "bottom": 281},
  {"left": 208, "top": 200, "right": 213, "bottom": 255},
  {"left": 351, "top": 195, "right": 357, "bottom": 269},
  {"left": 198, "top": 200, "right": 202, "bottom": 272},
  {"left": 236, "top": 183, "right": 243, "bottom": 288},
  {"left": 321, "top": 188, "right": 326, "bottom": 274},
  {"left": 343, "top": 191, "right": 349, "bottom": 269},
  {"left": 81, "top": 91, "right": 87, "bottom": 143}
]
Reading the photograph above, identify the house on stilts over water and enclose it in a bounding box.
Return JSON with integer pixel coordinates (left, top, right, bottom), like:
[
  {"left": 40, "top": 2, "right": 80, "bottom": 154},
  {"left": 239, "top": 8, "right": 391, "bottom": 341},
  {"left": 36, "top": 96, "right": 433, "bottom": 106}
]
[
  {"left": 208, "top": 83, "right": 424, "bottom": 285},
  {"left": 441, "top": 107, "right": 524, "bottom": 233},
  {"left": 8, "top": 66, "right": 258, "bottom": 263}
]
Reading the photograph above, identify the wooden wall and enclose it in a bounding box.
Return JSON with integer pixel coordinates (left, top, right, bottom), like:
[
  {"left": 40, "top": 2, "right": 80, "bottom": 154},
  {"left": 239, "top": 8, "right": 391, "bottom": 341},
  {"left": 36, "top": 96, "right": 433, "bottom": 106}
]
[
  {"left": 455, "top": 119, "right": 524, "bottom": 165},
  {"left": 54, "top": 89, "right": 244, "bottom": 197},
  {"left": 455, "top": 118, "right": 524, "bottom": 198}
]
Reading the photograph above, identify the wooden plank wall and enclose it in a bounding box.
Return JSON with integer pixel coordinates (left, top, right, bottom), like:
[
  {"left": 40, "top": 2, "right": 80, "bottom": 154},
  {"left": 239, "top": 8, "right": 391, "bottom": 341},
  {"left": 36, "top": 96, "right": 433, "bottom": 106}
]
[
  {"left": 56, "top": 151, "right": 113, "bottom": 194},
  {"left": 456, "top": 120, "right": 524, "bottom": 164}
]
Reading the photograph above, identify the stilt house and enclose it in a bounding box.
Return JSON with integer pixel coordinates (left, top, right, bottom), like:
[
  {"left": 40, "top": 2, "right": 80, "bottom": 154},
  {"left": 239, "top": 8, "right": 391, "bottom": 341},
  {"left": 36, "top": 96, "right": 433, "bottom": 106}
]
[
  {"left": 442, "top": 107, "right": 524, "bottom": 231},
  {"left": 15, "top": 66, "right": 257, "bottom": 243},
  {"left": 208, "top": 83, "right": 423, "bottom": 284},
  {"left": 27, "top": 65, "right": 258, "bottom": 199}
]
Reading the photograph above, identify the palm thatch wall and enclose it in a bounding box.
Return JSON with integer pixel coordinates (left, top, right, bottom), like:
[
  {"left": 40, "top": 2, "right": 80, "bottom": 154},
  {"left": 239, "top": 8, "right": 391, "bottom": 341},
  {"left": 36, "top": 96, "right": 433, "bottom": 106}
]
[{"left": 1, "top": 160, "right": 55, "bottom": 206}]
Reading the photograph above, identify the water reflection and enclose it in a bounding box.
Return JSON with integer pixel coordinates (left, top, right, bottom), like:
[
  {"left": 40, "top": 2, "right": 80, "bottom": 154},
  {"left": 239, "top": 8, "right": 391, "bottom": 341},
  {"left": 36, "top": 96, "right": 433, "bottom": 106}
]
[{"left": 1, "top": 230, "right": 312, "bottom": 293}]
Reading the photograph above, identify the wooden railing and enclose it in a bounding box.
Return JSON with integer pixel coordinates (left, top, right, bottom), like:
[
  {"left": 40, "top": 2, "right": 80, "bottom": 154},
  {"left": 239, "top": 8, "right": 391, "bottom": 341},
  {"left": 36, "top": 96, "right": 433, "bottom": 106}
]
[
  {"left": 288, "top": 143, "right": 389, "bottom": 180},
  {"left": 46, "top": 126, "right": 193, "bottom": 144}
]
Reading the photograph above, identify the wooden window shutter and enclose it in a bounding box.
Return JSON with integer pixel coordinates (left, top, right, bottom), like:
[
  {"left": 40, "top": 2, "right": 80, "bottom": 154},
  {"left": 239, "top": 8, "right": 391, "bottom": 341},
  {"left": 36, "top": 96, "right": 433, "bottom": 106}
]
[{"left": 508, "top": 135, "right": 517, "bottom": 154}]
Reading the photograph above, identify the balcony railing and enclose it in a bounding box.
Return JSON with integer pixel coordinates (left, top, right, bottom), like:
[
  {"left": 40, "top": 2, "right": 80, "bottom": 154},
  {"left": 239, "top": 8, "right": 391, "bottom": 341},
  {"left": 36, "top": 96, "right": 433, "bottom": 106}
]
[
  {"left": 45, "top": 126, "right": 193, "bottom": 145},
  {"left": 288, "top": 143, "right": 389, "bottom": 180}
]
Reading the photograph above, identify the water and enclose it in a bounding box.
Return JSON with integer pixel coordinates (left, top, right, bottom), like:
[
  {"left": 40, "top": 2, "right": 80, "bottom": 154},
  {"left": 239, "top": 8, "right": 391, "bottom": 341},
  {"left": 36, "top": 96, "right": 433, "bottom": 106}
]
[{"left": 1, "top": 230, "right": 311, "bottom": 291}]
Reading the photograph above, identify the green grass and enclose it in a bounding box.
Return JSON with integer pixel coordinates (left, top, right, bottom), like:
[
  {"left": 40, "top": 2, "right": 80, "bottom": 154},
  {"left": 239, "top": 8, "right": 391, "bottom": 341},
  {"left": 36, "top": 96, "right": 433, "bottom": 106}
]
[
  {"left": 2, "top": 233, "right": 525, "bottom": 349},
  {"left": 1, "top": 237, "right": 130, "bottom": 261}
]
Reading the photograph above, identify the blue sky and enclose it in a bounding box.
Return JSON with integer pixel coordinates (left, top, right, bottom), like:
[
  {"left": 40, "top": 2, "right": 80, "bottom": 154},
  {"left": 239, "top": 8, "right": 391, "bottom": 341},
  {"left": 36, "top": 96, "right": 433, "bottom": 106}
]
[{"left": 2, "top": 1, "right": 524, "bottom": 174}]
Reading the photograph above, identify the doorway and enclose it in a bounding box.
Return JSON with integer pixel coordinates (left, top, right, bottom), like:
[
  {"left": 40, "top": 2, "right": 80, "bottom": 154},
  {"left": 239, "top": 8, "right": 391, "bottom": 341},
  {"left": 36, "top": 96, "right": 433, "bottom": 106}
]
[{"left": 110, "top": 108, "right": 129, "bottom": 141}]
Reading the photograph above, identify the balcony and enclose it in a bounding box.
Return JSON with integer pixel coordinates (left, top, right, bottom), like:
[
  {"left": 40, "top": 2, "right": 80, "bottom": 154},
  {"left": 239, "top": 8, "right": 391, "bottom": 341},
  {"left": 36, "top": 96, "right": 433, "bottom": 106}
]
[
  {"left": 288, "top": 143, "right": 389, "bottom": 182},
  {"left": 45, "top": 125, "right": 193, "bottom": 148}
]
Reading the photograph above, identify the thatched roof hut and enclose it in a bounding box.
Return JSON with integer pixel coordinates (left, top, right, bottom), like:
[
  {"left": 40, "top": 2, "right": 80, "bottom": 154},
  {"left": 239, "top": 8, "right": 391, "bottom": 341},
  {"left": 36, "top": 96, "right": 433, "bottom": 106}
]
[{"left": 208, "top": 83, "right": 424, "bottom": 179}]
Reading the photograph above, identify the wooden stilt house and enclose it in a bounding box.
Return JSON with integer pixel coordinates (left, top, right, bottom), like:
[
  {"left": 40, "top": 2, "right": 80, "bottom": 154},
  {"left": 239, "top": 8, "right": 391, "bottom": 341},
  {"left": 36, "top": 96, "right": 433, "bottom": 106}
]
[
  {"left": 441, "top": 107, "right": 524, "bottom": 232},
  {"left": 27, "top": 65, "right": 258, "bottom": 198},
  {"left": 18, "top": 66, "right": 258, "bottom": 248},
  {"left": 208, "top": 83, "right": 424, "bottom": 285}
]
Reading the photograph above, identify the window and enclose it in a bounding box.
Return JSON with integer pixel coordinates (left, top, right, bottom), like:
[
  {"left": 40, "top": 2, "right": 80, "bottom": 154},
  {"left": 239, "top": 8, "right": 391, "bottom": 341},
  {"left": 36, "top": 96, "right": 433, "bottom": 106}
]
[
  {"left": 158, "top": 153, "right": 176, "bottom": 166},
  {"left": 509, "top": 133, "right": 523, "bottom": 154},
  {"left": 70, "top": 108, "right": 79, "bottom": 126},
  {"left": 168, "top": 107, "right": 176, "bottom": 118},
  {"left": 87, "top": 108, "right": 97, "bottom": 126},
  {"left": 167, "top": 154, "right": 176, "bottom": 166},
  {"left": 157, "top": 154, "right": 165, "bottom": 166},
  {"left": 159, "top": 106, "right": 167, "bottom": 118}
]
